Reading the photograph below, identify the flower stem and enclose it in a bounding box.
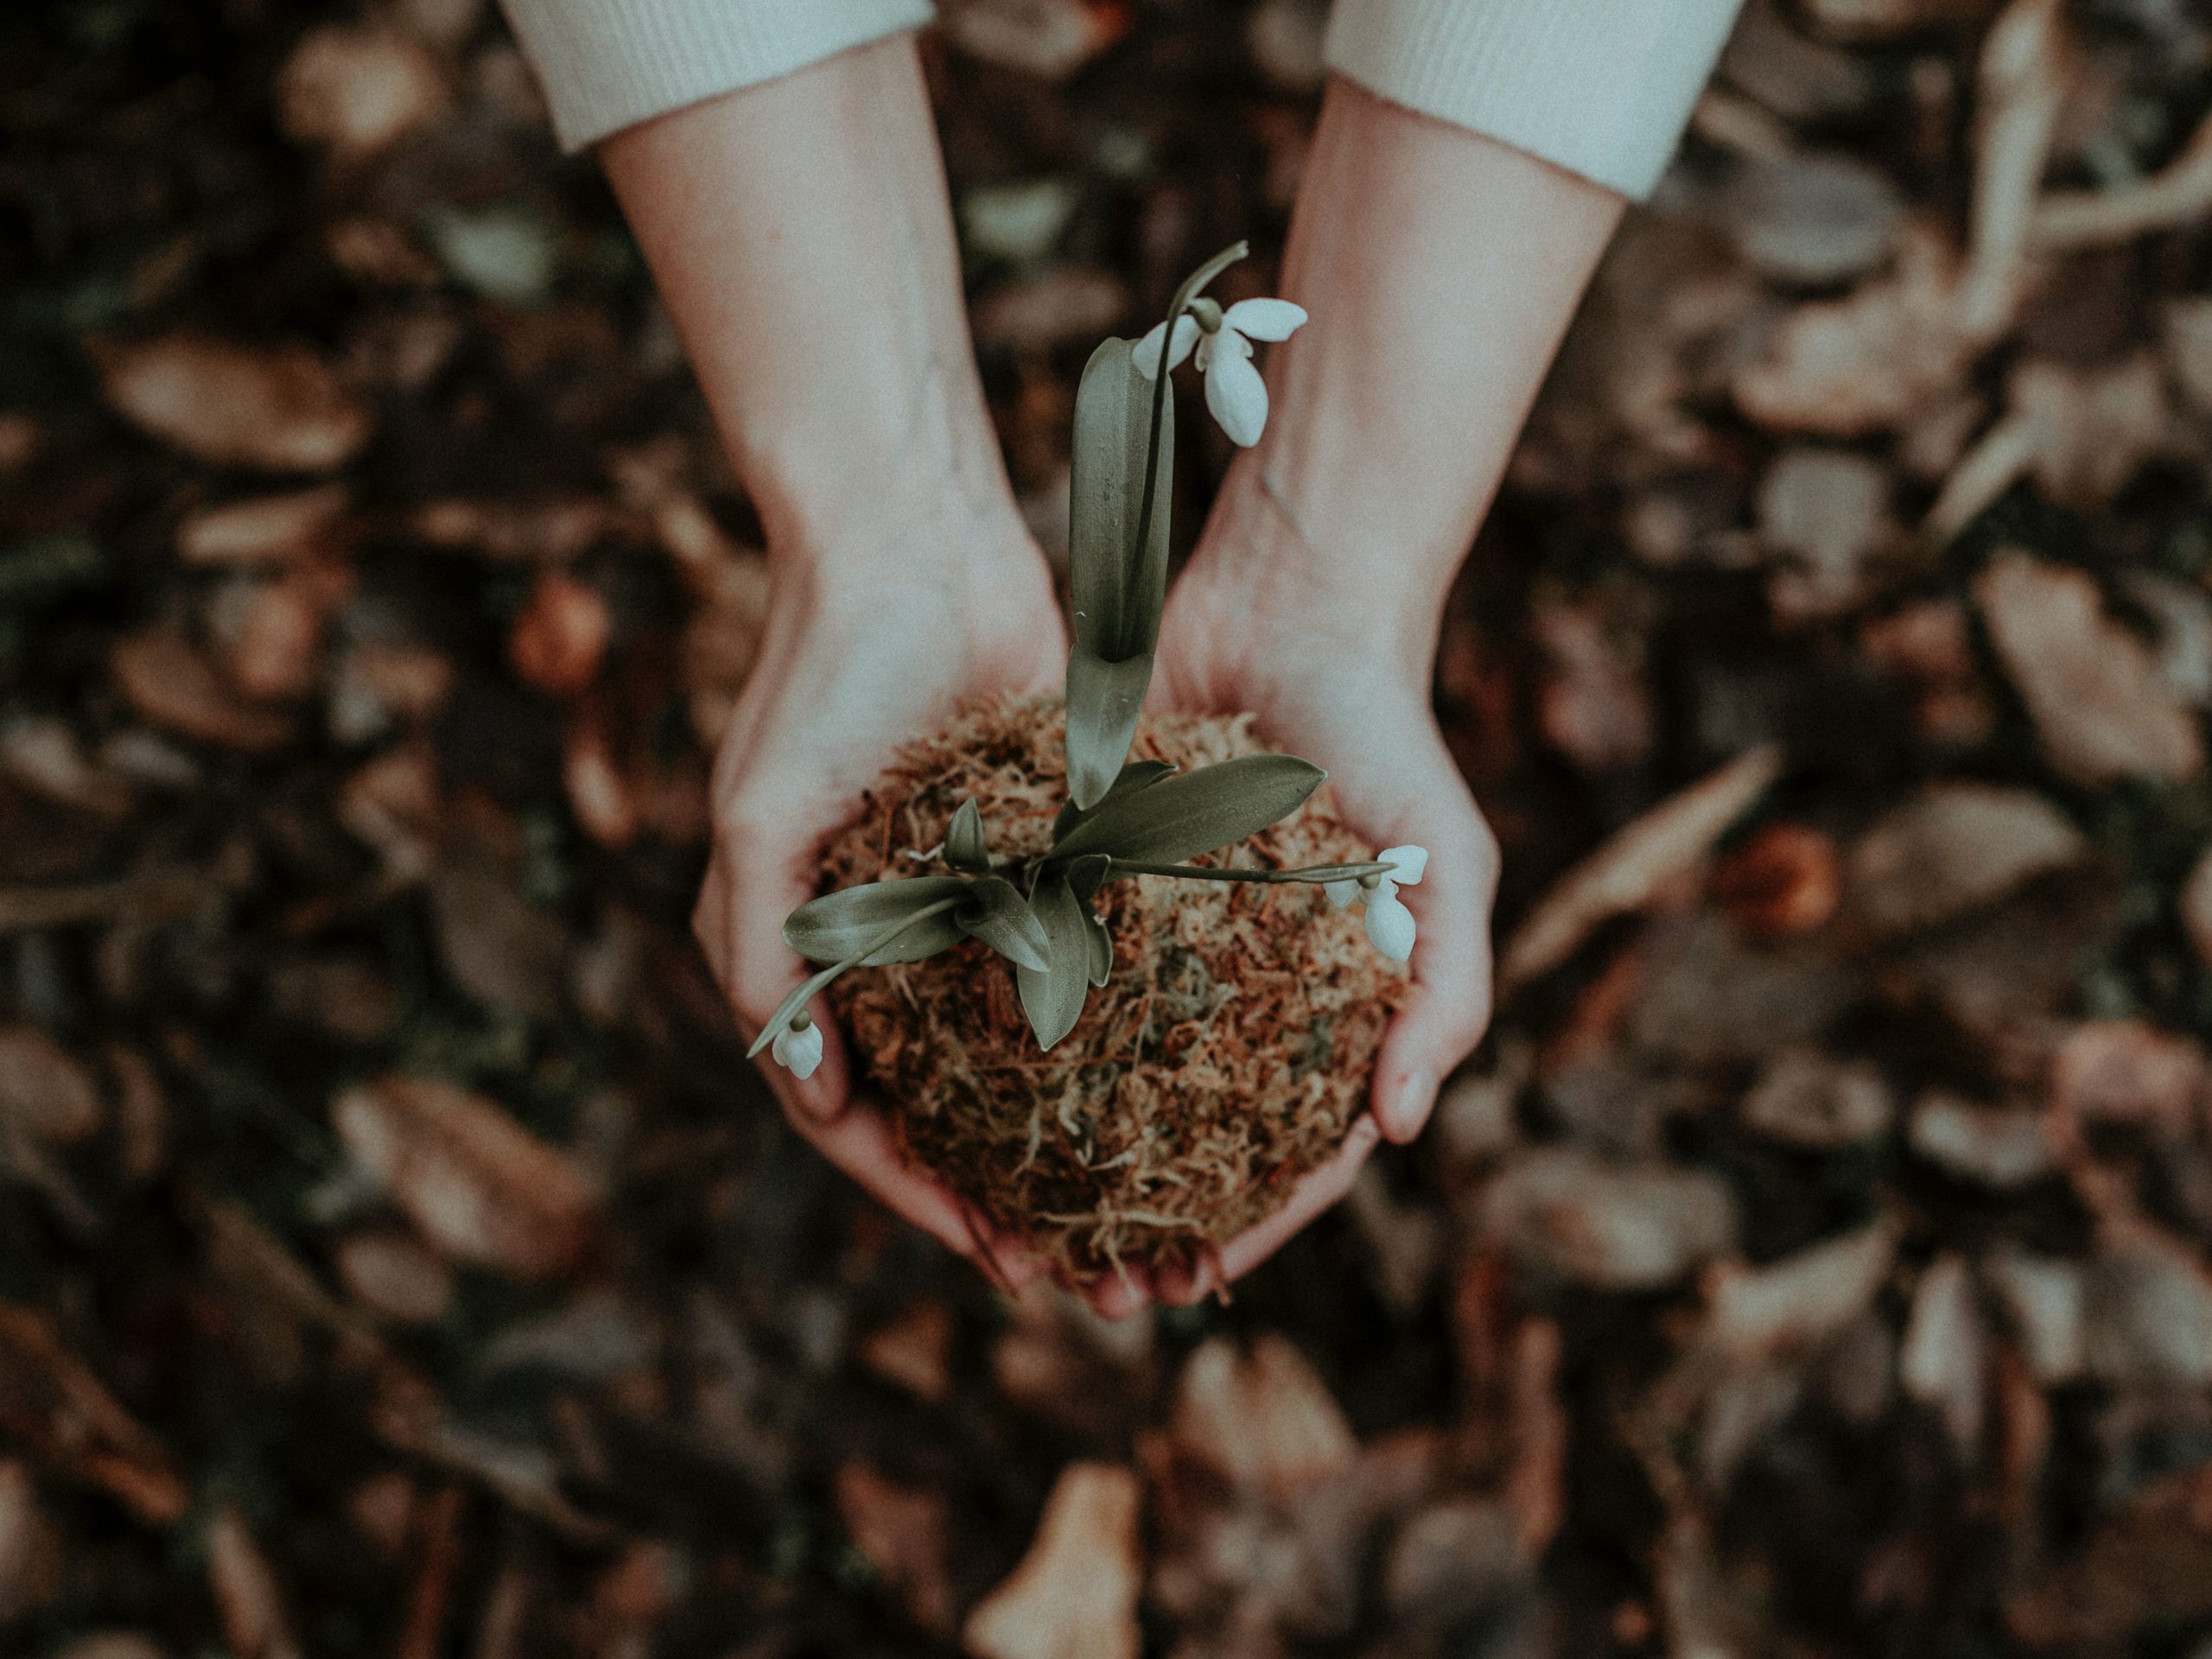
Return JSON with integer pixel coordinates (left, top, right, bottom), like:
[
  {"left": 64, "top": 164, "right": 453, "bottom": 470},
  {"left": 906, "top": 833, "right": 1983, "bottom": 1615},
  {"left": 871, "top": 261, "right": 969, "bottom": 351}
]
[
  {"left": 1103, "top": 858, "right": 1397, "bottom": 886},
  {"left": 745, "top": 894, "right": 966, "bottom": 1059},
  {"left": 1132, "top": 241, "right": 1249, "bottom": 590}
]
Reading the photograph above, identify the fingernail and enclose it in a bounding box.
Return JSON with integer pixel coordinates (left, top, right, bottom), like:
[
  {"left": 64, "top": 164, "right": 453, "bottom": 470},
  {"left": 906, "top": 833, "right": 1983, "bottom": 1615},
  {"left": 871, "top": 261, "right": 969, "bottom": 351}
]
[{"left": 1382, "top": 1067, "right": 1433, "bottom": 1141}]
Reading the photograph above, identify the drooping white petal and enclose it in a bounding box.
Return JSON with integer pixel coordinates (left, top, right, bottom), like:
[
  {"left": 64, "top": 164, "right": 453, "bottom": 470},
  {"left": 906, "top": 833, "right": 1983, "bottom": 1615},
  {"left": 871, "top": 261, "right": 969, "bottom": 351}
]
[
  {"left": 770, "top": 1026, "right": 793, "bottom": 1068},
  {"left": 1325, "top": 879, "right": 1360, "bottom": 909},
  {"left": 1364, "top": 890, "right": 1417, "bottom": 963},
  {"left": 1133, "top": 315, "right": 1199, "bottom": 379},
  {"left": 1379, "top": 844, "right": 1428, "bottom": 886},
  {"left": 784, "top": 1021, "right": 823, "bottom": 1080},
  {"left": 1222, "top": 297, "right": 1307, "bottom": 342},
  {"left": 1203, "top": 335, "right": 1268, "bottom": 447}
]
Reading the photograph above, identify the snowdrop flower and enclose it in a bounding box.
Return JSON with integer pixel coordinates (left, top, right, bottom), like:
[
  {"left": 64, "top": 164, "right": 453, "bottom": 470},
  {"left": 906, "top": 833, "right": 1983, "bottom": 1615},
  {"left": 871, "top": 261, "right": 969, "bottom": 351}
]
[
  {"left": 1327, "top": 844, "right": 1428, "bottom": 963},
  {"left": 771, "top": 1010, "right": 823, "bottom": 1080},
  {"left": 1134, "top": 296, "right": 1307, "bottom": 447}
]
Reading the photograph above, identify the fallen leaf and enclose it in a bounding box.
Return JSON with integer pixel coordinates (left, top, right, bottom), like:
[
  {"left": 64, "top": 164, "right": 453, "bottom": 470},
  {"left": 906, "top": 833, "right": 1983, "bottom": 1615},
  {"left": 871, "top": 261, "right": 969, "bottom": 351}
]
[
  {"left": 206, "top": 1506, "right": 302, "bottom": 1659},
  {"left": 1846, "top": 781, "right": 2089, "bottom": 937},
  {"left": 1480, "top": 1149, "right": 1738, "bottom": 1293},
  {"left": 1907, "top": 1092, "right": 2055, "bottom": 1188},
  {"left": 1982, "top": 1251, "right": 2085, "bottom": 1383},
  {"left": 99, "top": 336, "right": 370, "bottom": 472},
  {"left": 0, "top": 1303, "right": 186, "bottom": 1523},
  {"left": 942, "top": 0, "right": 1127, "bottom": 80},
  {"left": 1705, "top": 1220, "right": 1900, "bottom": 1358},
  {"left": 1732, "top": 225, "right": 1973, "bottom": 435},
  {"left": 334, "top": 1231, "right": 454, "bottom": 1325},
  {"left": 834, "top": 1462, "right": 956, "bottom": 1635},
  {"left": 1498, "top": 746, "right": 1781, "bottom": 993},
  {"left": 510, "top": 569, "right": 609, "bottom": 697},
  {"left": 1713, "top": 823, "right": 1841, "bottom": 939},
  {"left": 333, "top": 1075, "right": 599, "bottom": 1278},
  {"left": 1531, "top": 595, "right": 1651, "bottom": 773},
  {"left": 276, "top": 26, "right": 446, "bottom": 158},
  {"left": 1740, "top": 1048, "right": 1895, "bottom": 1147},
  {"left": 859, "top": 1300, "right": 953, "bottom": 1404},
  {"left": 111, "top": 630, "right": 295, "bottom": 751},
  {"left": 1975, "top": 552, "right": 2203, "bottom": 785},
  {"left": 1756, "top": 447, "right": 1897, "bottom": 620},
  {"left": 1899, "top": 1254, "right": 1986, "bottom": 1452},
  {"left": 177, "top": 486, "right": 348, "bottom": 565},
  {"left": 2050, "top": 1019, "right": 2208, "bottom": 1135},
  {"left": 1168, "top": 1336, "right": 1357, "bottom": 1502},
  {"left": 0, "top": 1027, "right": 103, "bottom": 1145},
  {"left": 963, "top": 1462, "right": 1141, "bottom": 1659},
  {"left": 1724, "top": 152, "right": 1905, "bottom": 285}
]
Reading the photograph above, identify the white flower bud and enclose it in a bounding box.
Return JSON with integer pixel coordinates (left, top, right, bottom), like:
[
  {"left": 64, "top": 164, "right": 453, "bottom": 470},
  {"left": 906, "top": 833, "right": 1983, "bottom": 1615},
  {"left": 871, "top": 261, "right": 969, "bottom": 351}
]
[
  {"left": 771, "top": 1020, "right": 823, "bottom": 1079},
  {"left": 1363, "top": 890, "right": 1417, "bottom": 963}
]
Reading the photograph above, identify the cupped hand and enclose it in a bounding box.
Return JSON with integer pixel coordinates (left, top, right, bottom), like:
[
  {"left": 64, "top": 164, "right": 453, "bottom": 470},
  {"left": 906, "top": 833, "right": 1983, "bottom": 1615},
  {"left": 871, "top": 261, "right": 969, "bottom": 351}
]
[
  {"left": 1141, "top": 526, "right": 1500, "bottom": 1304},
  {"left": 691, "top": 502, "right": 1067, "bottom": 1290}
]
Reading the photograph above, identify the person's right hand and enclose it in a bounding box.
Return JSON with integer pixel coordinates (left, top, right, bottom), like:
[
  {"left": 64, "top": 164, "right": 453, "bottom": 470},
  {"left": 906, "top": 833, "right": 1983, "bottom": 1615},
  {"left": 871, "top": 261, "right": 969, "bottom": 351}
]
[{"left": 690, "top": 496, "right": 1067, "bottom": 1291}]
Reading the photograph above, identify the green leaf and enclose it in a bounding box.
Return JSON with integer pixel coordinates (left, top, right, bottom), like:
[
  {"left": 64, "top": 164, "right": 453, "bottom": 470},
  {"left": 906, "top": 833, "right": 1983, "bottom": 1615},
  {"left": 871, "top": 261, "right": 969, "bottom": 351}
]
[
  {"left": 1016, "top": 871, "right": 1093, "bottom": 1051},
  {"left": 1049, "top": 753, "right": 1325, "bottom": 866},
  {"left": 784, "top": 877, "right": 972, "bottom": 965},
  {"left": 1064, "top": 334, "right": 1174, "bottom": 810},
  {"left": 944, "top": 798, "right": 989, "bottom": 874},
  {"left": 957, "top": 876, "right": 1050, "bottom": 972},
  {"left": 1068, "top": 337, "right": 1173, "bottom": 664},
  {"left": 1052, "top": 759, "right": 1176, "bottom": 844},
  {"left": 1065, "top": 646, "right": 1163, "bottom": 812}
]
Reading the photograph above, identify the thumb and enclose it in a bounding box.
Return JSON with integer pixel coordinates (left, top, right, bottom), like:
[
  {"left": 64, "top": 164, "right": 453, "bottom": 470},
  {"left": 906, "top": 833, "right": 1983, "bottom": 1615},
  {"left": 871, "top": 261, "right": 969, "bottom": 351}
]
[{"left": 1370, "top": 763, "right": 1499, "bottom": 1145}]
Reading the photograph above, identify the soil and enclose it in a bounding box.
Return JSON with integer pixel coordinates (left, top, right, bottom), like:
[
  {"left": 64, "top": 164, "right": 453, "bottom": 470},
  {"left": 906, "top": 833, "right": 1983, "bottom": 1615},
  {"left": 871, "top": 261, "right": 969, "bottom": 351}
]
[{"left": 817, "top": 693, "right": 1407, "bottom": 1286}]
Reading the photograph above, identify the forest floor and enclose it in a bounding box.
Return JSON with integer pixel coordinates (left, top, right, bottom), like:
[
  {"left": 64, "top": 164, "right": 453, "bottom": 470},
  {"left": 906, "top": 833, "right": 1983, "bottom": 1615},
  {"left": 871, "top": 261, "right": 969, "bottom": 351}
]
[{"left": 6, "top": 0, "right": 2212, "bottom": 1655}]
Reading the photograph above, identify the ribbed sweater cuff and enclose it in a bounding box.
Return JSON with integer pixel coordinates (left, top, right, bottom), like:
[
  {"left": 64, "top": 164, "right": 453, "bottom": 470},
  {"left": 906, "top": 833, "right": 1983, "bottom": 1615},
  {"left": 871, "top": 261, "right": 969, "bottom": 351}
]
[
  {"left": 500, "top": 0, "right": 937, "bottom": 151},
  {"left": 1323, "top": 0, "right": 1745, "bottom": 200}
]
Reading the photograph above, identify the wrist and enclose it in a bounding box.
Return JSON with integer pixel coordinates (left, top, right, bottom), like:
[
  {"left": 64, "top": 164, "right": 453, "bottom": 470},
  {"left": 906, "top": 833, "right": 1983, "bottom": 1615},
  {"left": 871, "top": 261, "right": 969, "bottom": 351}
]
[{"left": 1188, "top": 459, "right": 1452, "bottom": 674}]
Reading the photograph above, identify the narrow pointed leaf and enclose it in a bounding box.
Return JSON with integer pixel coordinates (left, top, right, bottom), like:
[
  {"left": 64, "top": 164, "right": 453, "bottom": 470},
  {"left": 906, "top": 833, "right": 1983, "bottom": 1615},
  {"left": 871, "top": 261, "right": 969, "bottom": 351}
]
[
  {"left": 784, "top": 877, "right": 972, "bottom": 965},
  {"left": 1068, "top": 338, "right": 1173, "bottom": 663},
  {"left": 1049, "top": 753, "right": 1325, "bottom": 865},
  {"left": 957, "top": 876, "right": 1050, "bottom": 972},
  {"left": 1065, "top": 646, "right": 1156, "bottom": 810},
  {"left": 1065, "top": 333, "right": 1174, "bottom": 809},
  {"left": 944, "top": 798, "right": 989, "bottom": 874},
  {"left": 1016, "top": 872, "right": 1092, "bottom": 1051}
]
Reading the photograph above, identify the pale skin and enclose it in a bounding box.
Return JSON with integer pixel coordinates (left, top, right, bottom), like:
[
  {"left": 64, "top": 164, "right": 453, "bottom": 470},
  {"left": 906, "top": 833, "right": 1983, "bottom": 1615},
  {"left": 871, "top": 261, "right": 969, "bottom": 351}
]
[{"left": 604, "top": 35, "right": 1624, "bottom": 1313}]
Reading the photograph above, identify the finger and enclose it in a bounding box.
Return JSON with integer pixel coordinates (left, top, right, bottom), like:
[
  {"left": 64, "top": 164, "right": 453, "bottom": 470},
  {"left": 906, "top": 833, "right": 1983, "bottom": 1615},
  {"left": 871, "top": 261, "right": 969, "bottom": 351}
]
[
  {"left": 1163, "top": 1115, "right": 1382, "bottom": 1301},
  {"left": 1372, "top": 791, "right": 1499, "bottom": 1145},
  {"left": 1088, "top": 1269, "right": 1151, "bottom": 1320}
]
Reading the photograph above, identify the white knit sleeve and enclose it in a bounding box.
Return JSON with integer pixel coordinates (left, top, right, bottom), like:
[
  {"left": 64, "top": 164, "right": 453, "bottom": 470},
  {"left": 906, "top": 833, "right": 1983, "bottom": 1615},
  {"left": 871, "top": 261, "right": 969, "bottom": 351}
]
[
  {"left": 498, "top": 0, "right": 936, "bottom": 152},
  {"left": 1322, "top": 0, "right": 1745, "bottom": 200}
]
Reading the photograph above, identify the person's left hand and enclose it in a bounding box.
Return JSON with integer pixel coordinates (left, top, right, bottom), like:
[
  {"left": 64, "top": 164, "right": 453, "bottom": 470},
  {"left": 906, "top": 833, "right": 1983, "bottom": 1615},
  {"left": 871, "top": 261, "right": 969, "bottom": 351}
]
[{"left": 1140, "top": 525, "right": 1500, "bottom": 1305}]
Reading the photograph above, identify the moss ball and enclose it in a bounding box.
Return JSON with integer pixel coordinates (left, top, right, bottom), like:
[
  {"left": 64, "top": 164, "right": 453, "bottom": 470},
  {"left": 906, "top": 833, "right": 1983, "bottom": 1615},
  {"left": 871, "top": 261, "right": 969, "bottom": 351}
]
[{"left": 817, "top": 693, "right": 1406, "bottom": 1287}]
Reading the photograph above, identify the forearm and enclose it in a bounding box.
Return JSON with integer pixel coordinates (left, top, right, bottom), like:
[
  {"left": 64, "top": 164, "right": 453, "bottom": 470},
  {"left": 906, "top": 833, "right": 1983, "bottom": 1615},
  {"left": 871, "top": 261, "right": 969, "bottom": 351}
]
[
  {"left": 600, "top": 36, "right": 1019, "bottom": 572},
  {"left": 1200, "top": 77, "right": 1624, "bottom": 653}
]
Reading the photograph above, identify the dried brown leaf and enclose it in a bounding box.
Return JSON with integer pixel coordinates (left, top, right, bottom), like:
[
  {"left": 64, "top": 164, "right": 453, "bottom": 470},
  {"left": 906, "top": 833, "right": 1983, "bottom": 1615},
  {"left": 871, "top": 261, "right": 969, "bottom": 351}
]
[
  {"left": 1975, "top": 553, "right": 2203, "bottom": 785},
  {"left": 0, "top": 1027, "right": 103, "bottom": 1145},
  {"left": 834, "top": 1462, "right": 956, "bottom": 1635},
  {"left": 333, "top": 1075, "right": 599, "bottom": 1278},
  {"left": 963, "top": 1462, "right": 1141, "bottom": 1659},
  {"left": 0, "top": 1302, "right": 185, "bottom": 1524},
  {"left": 276, "top": 26, "right": 446, "bottom": 158},
  {"left": 178, "top": 486, "right": 348, "bottom": 566},
  {"left": 1168, "top": 1335, "right": 1357, "bottom": 1502},
  {"left": 111, "top": 629, "right": 295, "bottom": 752},
  {"left": 99, "top": 336, "right": 370, "bottom": 472},
  {"left": 1499, "top": 746, "right": 1781, "bottom": 994}
]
